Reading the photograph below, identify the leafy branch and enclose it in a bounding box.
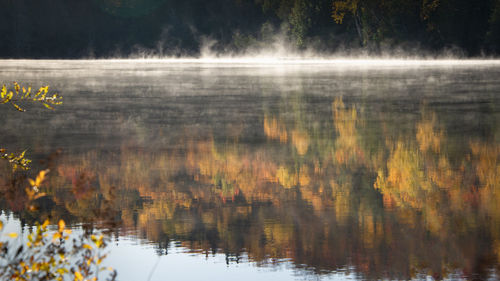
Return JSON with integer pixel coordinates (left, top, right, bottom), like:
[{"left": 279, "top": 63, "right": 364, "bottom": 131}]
[
  {"left": 1, "top": 82, "right": 62, "bottom": 112},
  {"left": 0, "top": 82, "right": 117, "bottom": 280},
  {"left": 1, "top": 82, "right": 63, "bottom": 171},
  {"left": 0, "top": 219, "right": 117, "bottom": 281},
  {"left": 0, "top": 170, "right": 117, "bottom": 281},
  {"left": 0, "top": 149, "right": 31, "bottom": 171}
]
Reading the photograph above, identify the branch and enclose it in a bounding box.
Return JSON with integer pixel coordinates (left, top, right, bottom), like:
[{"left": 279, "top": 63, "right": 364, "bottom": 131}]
[{"left": 1, "top": 82, "right": 62, "bottom": 112}]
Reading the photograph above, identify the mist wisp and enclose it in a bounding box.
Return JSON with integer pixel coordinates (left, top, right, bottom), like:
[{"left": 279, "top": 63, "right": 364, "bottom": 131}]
[{"left": 95, "top": 24, "right": 500, "bottom": 65}]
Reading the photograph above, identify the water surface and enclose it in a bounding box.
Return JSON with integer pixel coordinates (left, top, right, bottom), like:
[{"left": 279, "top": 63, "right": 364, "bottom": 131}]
[{"left": 1, "top": 60, "right": 499, "bottom": 280}]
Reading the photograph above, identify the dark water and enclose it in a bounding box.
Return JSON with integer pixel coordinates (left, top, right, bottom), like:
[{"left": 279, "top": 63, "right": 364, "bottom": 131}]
[{"left": 1, "top": 60, "right": 500, "bottom": 280}]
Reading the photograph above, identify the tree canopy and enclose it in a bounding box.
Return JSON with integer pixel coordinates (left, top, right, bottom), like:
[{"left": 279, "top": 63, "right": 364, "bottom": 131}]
[{"left": 0, "top": 0, "right": 499, "bottom": 57}]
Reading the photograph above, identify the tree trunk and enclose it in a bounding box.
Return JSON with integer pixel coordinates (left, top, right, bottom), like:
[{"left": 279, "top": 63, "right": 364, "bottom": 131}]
[{"left": 354, "top": 11, "right": 364, "bottom": 46}]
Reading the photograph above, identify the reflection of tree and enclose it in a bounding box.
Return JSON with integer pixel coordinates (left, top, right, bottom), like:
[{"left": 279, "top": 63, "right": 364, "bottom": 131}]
[
  {"left": 264, "top": 116, "right": 288, "bottom": 143},
  {"left": 1, "top": 97, "right": 500, "bottom": 280},
  {"left": 332, "top": 97, "right": 365, "bottom": 166}
]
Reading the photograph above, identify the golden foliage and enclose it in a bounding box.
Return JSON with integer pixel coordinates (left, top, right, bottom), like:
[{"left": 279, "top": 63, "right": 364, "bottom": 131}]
[
  {"left": 421, "top": 0, "right": 440, "bottom": 20},
  {"left": 291, "top": 129, "right": 310, "bottom": 155},
  {"left": 0, "top": 149, "right": 31, "bottom": 171},
  {"left": 3, "top": 92, "right": 499, "bottom": 279},
  {"left": 264, "top": 116, "right": 288, "bottom": 143},
  {"left": 276, "top": 166, "right": 297, "bottom": 188},
  {"left": 1, "top": 82, "right": 63, "bottom": 171},
  {"left": 332, "top": 98, "right": 364, "bottom": 166},
  {"left": 0, "top": 219, "right": 116, "bottom": 281},
  {"left": 375, "top": 141, "right": 431, "bottom": 209},
  {"left": 0, "top": 82, "right": 62, "bottom": 112},
  {"left": 470, "top": 141, "right": 500, "bottom": 190},
  {"left": 416, "top": 112, "right": 443, "bottom": 153},
  {"left": 332, "top": 0, "right": 359, "bottom": 24}
]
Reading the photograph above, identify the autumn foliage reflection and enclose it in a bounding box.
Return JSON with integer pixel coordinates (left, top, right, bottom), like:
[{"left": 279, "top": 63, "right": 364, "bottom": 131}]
[{"left": 1, "top": 97, "right": 499, "bottom": 279}]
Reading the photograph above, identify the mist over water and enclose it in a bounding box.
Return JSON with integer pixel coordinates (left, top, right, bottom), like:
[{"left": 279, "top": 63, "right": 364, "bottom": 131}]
[
  {"left": 1, "top": 60, "right": 500, "bottom": 280},
  {"left": 103, "top": 24, "right": 494, "bottom": 61},
  {"left": 108, "top": 44, "right": 483, "bottom": 61}
]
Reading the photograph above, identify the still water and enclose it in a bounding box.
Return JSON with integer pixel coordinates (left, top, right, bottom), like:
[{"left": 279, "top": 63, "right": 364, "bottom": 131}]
[{"left": 0, "top": 60, "right": 500, "bottom": 280}]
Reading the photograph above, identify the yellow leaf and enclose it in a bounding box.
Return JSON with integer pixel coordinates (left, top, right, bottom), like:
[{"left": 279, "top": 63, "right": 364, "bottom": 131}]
[
  {"left": 35, "top": 169, "right": 49, "bottom": 186},
  {"left": 53, "top": 233, "right": 62, "bottom": 240},
  {"left": 25, "top": 87, "right": 31, "bottom": 98},
  {"left": 28, "top": 179, "right": 35, "bottom": 187},
  {"left": 0, "top": 85, "right": 6, "bottom": 98},
  {"left": 42, "top": 219, "right": 49, "bottom": 229},
  {"left": 7, "top": 233, "right": 18, "bottom": 238},
  {"left": 82, "top": 244, "right": 93, "bottom": 250},
  {"left": 1, "top": 92, "right": 12, "bottom": 104},
  {"left": 12, "top": 103, "right": 25, "bottom": 112},
  {"left": 58, "top": 220, "right": 65, "bottom": 232},
  {"left": 74, "top": 271, "right": 83, "bottom": 281},
  {"left": 33, "top": 192, "right": 47, "bottom": 200},
  {"left": 39, "top": 169, "right": 48, "bottom": 178},
  {"left": 57, "top": 268, "right": 68, "bottom": 274},
  {"left": 0, "top": 221, "right": 3, "bottom": 230},
  {"left": 43, "top": 103, "right": 54, "bottom": 110},
  {"left": 95, "top": 235, "right": 103, "bottom": 248}
]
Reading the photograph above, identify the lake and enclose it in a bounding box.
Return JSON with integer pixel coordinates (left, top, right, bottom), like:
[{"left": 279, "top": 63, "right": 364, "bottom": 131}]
[{"left": 1, "top": 59, "right": 500, "bottom": 280}]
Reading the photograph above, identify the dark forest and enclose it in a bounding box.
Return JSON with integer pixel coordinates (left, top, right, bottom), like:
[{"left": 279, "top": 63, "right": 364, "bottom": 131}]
[{"left": 1, "top": 0, "right": 500, "bottom": 58}]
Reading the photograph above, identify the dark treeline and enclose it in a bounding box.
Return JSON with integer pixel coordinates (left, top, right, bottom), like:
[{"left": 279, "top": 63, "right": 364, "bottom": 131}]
[{"left": 1, "top": 0, "right": 500, "bottom": 58}]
